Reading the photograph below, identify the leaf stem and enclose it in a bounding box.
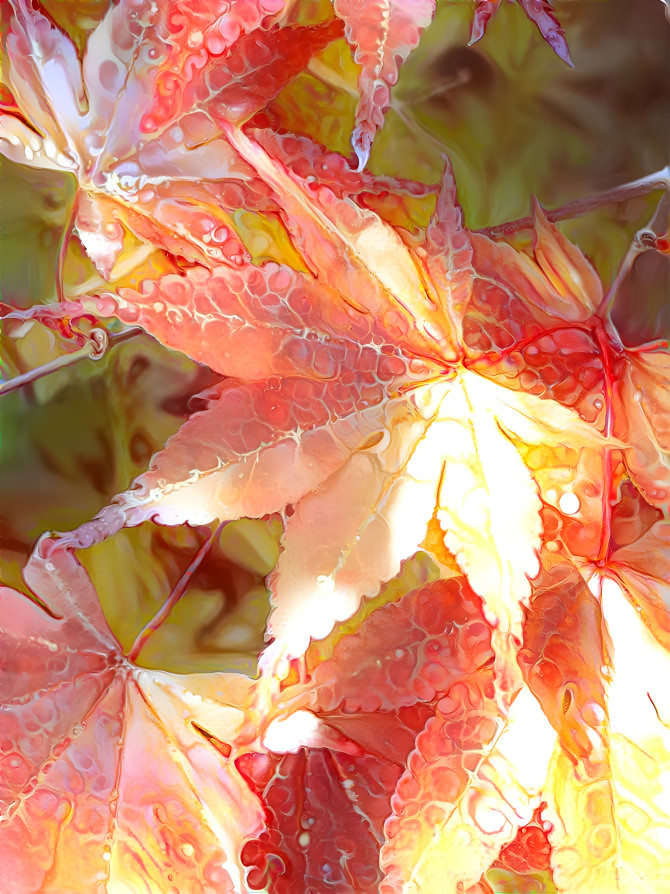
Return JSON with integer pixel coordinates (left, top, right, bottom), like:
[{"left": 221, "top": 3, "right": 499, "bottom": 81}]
[{"left": 126, "top": 521, "right": 227, "bottom": 663}]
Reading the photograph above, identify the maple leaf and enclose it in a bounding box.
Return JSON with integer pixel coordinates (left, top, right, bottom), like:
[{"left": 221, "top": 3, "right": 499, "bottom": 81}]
[
  {"left": 470, "top": 0, "right": 573, "bottom": 67},
  {"left": 2, "top": 4, "right": 669, "bottom": 892},
  {"left": 38, "top": 134, "right": 617, "bottom": 680},
  {"left": 0, "top": 0, "right": 343, "bottom": 274},
  {"left": 460, "top": 197, "right": 670, "bottom": 565},
  {"left": 0, "top": 541, "right": 265, "bottom": 893},
  {"left": 237, "top": 565, "right": 503, "bottom": 893},
  {"left": 379, "top": 685, "right": 557, "bottom": 893},
  {"left": 332, "top": 0, "right": 436, "bottom": 169}
]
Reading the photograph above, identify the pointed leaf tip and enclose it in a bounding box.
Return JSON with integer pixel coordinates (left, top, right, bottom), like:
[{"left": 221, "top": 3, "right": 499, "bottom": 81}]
[
  {"left": 336, "top": 0, "right": 436, "bottom": 164},
  {"left": 520, "top": 0, "right": 573, "bottom": 66},
  {"left": 470, "top": 1, "right": 572, "bottom": 66},
  {"left": 352, "top": 132, "right": 370, "bottom": 172}
]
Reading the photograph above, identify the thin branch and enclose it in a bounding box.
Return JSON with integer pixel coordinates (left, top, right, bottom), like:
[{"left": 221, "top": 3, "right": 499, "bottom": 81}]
[
  {"left": 126, "top": 521, "right": 227, "bottom": 663},
  {"left": 478, "top": 167, "right": 670, "bottom": 240},
  {"left": 597, "top": 188, "right": 670, "bottom": 318},
  {"left": 0, "top": 327, "right": 108, "bottom": 396},
  {"left": 648, "top": 692, "right": 670, "bottom": 730},
  {"left": 0, "top": 325, "right": 143, "bottom": 397}
]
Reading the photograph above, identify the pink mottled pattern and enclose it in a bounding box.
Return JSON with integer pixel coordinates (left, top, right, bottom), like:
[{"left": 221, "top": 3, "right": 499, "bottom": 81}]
[{"left": 304, "top": 577, "right": 493, "bottom": 712}]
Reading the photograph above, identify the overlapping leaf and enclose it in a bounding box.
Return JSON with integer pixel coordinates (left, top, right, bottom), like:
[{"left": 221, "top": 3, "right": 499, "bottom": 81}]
[
  {"left": 3, "top": 8, "right": 670, "bottom": 890},
  {"left": 544, "top": 578, "right": 670, "bottom": 894},
  {"left": 238, "top": 568, "right": 500, "bottom": 893},
  {"left": 0, "top": 0, "right": 343, "bottom": 273},
  {"left": 0, "top": 544, "right": 265, "bottom": 893},
  {"left": 380, "top": 686, "right": 557, "bottom": 893},
  {"left": 39, "top": 133, "right": 626, "bottom": 676}
]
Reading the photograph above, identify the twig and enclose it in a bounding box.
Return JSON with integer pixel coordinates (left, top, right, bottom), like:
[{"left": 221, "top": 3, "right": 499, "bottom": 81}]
[
  {"left": 597, "top": 188, "right": 670, "bottom": 318},
  {"left": 126, "top": 521, "right": 227, "bottom": 663},
  {"left": 479, "top": 167, "right": 670, "bottom": 240},
  {"left": 0, "top": 325, "right": 143, "bottom": 397}
]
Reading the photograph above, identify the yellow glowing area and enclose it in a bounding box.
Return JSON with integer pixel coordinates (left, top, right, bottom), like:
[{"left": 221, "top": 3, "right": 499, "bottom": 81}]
[
  {"left": 543, "top": 577, "right": 670, "bottom": 894},
  {"left": 435, "top": 373, "right": 542, "bottom": 637}
]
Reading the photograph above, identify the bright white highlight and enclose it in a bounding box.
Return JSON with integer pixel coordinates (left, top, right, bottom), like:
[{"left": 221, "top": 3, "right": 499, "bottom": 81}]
[
  {"left": 559, "top": 492, "right": 580, "bottom": 515},
  {"left": 498, "top": 687, "right": 558, "bottom": 794},
  {"left": 601, "top": 576, "right": 670, "bottom": 741},
  {"left": 263, "top": 710, "right": 322, "bottom": 753},
  {"left": 315, "top": 574, "right": 335, "bottom": 593}
]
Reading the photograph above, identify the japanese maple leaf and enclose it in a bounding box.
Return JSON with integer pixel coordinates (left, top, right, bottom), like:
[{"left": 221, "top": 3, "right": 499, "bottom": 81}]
[
  {"left": 458, "top": 196, "right": 670, "bottom": 559},
  {"left": 40, "top": 133, "right": 612, "bottom": 693},
  {"left": 0, "top": 0, "right": 343, "bottom": 275},
  {"left": 509, "top": 530, "right": 670, "bottom": 894},
  {"left": 470, "top": 0, "right": 572, "bottom": 67},
  {"left": 0, "top": 543, "right": 265, "bottom": 893}
]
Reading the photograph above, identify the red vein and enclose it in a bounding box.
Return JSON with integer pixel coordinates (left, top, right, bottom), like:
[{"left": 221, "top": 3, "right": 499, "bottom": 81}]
[{"left": 596, "top": 326, "right": 617, "bottom": 563}]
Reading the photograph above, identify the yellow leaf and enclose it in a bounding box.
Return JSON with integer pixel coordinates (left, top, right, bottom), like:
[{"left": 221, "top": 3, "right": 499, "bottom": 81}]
[
  {"left": 545, "top": 579, "right": 670, "bottom": 894},
  {"left": 380, "top": 687, "right": 557, "bottom": 893},
  {"left": 435, "top": 370, "right": 542, "bottom": 641}
]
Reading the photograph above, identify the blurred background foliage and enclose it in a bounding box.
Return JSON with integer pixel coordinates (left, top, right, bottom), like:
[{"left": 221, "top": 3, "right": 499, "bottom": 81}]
[{"left": 0, "top": 0, "right": 668, "bottom": 678}]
